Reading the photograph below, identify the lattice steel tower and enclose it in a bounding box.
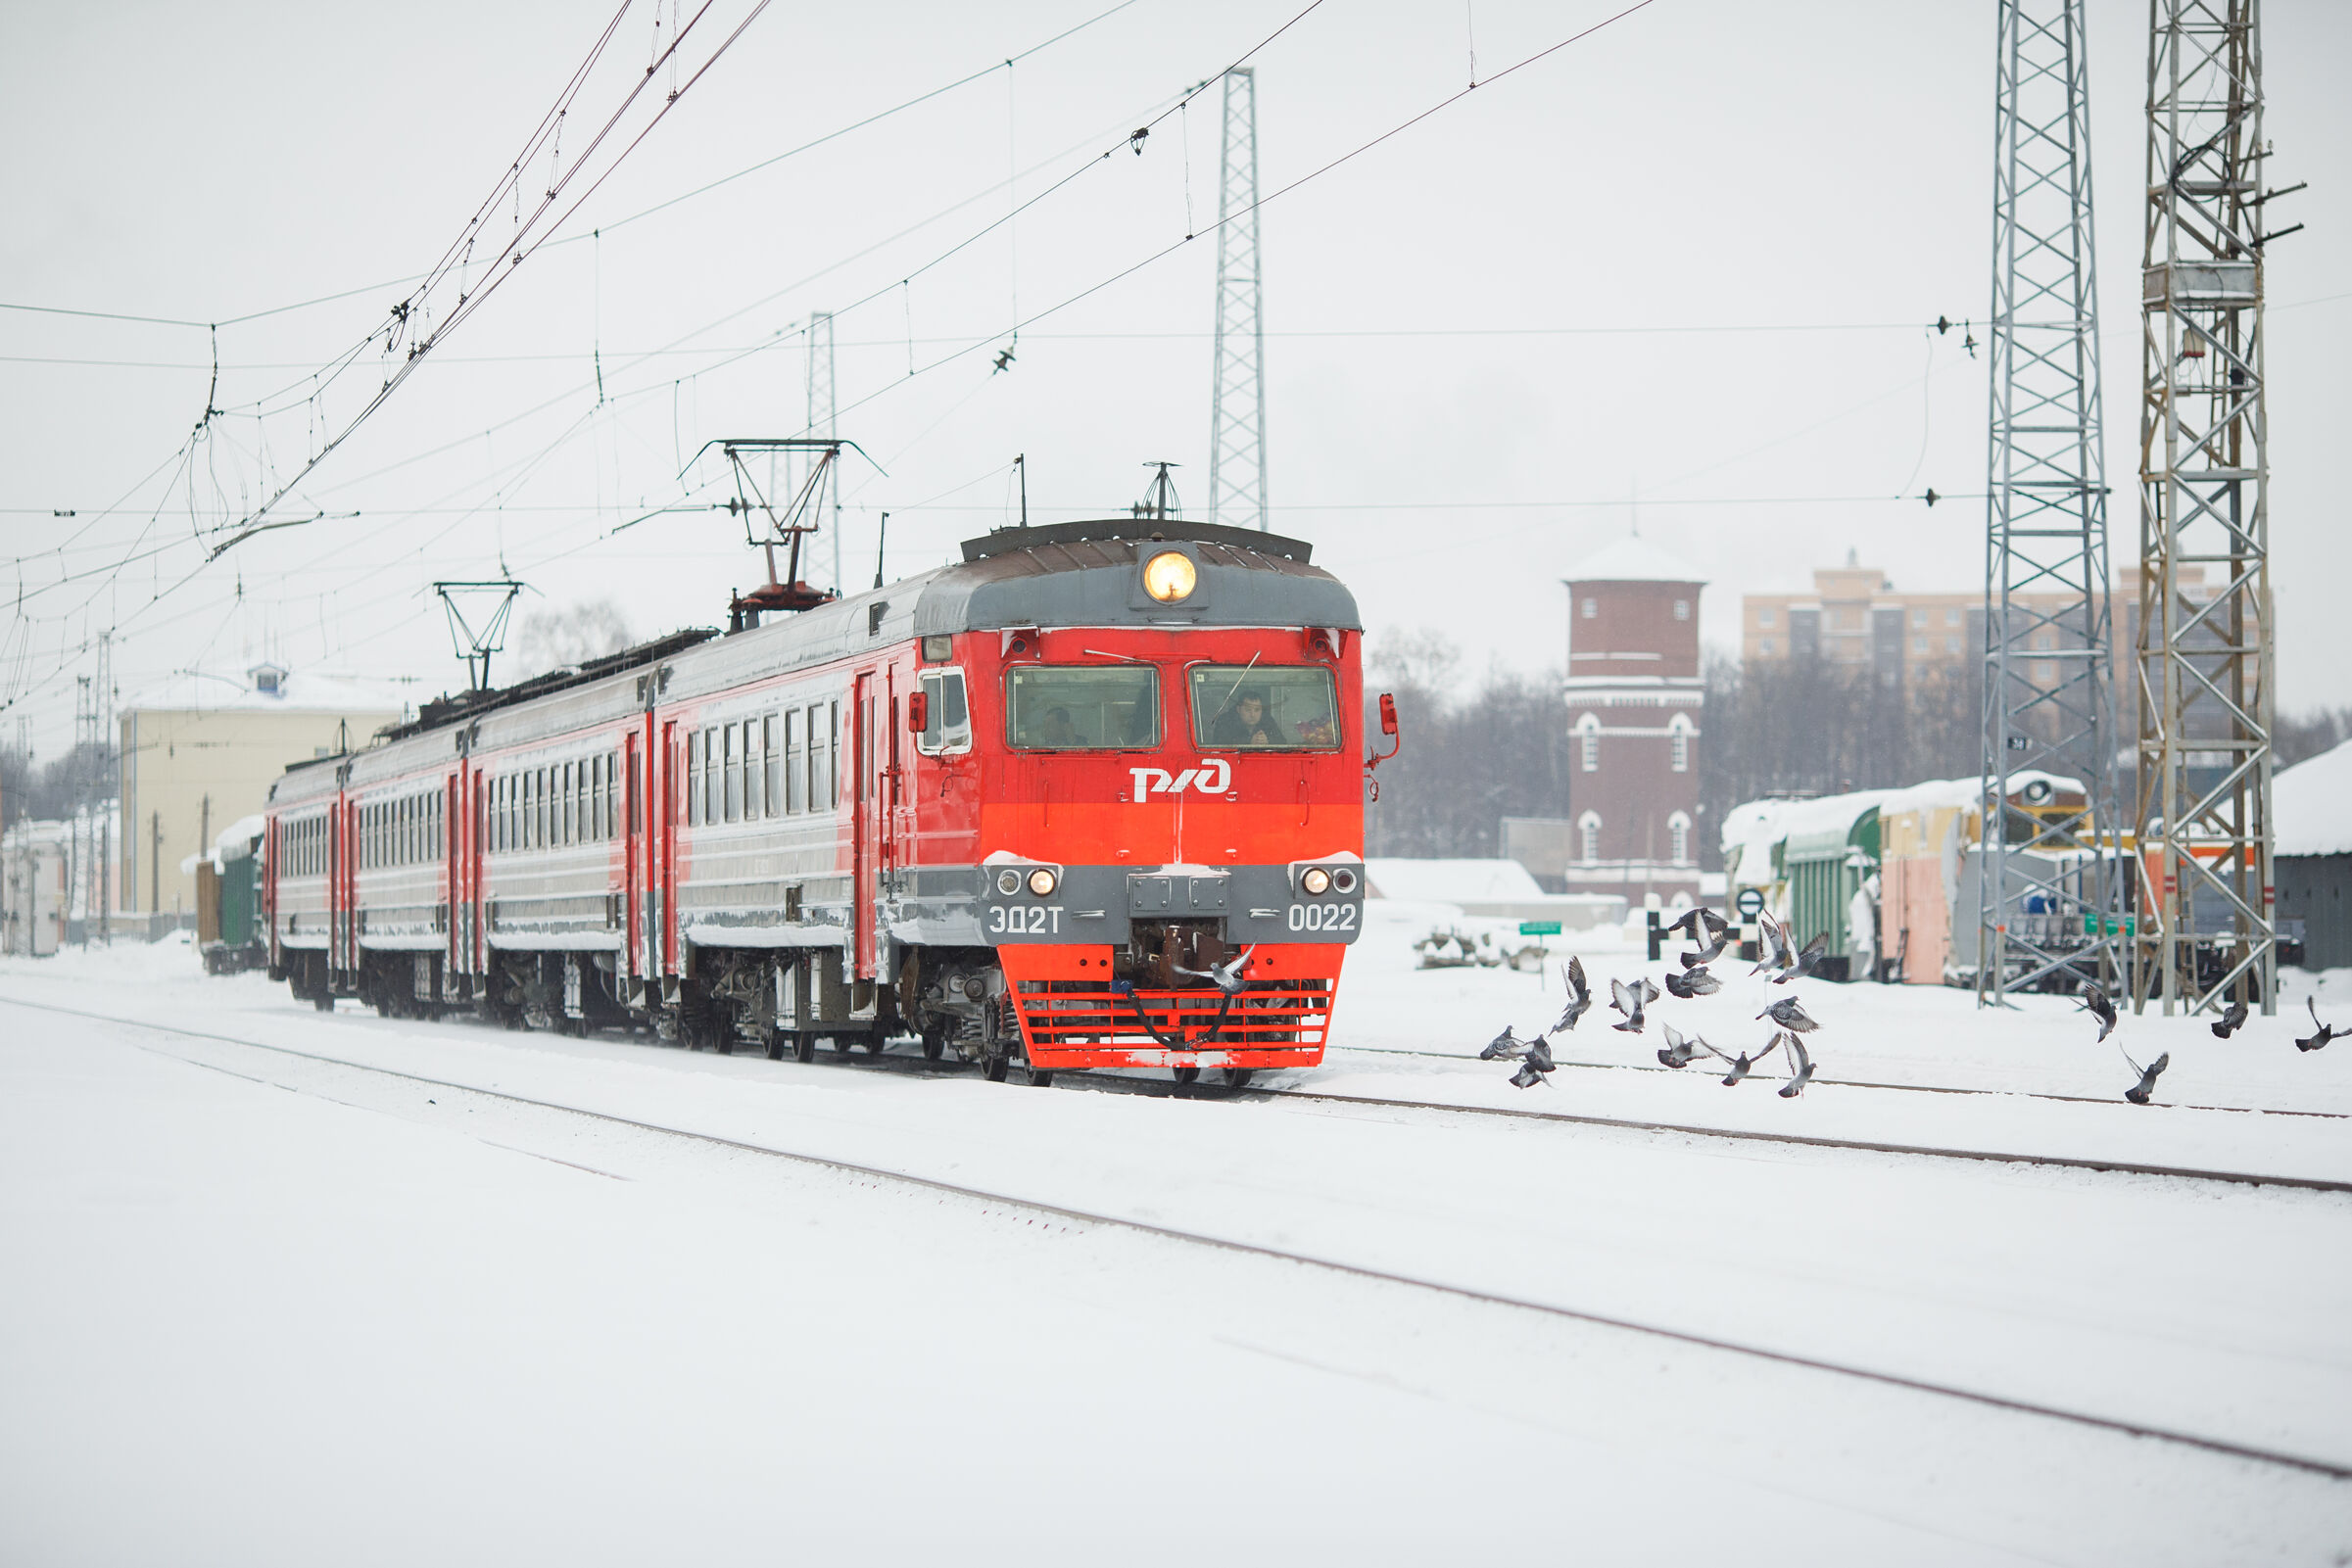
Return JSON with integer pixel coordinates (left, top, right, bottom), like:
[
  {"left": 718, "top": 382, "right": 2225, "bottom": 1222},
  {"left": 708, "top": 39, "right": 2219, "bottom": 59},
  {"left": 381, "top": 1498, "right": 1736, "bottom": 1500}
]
[
  {"left": 1979, "top": 0, "right": 2119, "bottom": 1002},
  {"left": 2133, "top": 0, "right": 2277, "bottom": 1017},
  {"left": 1207, "top": 67, "right": 1268, "bottom": 531},
  {"left": 804, "top": 310, "right": 840, "bottom": 589}
]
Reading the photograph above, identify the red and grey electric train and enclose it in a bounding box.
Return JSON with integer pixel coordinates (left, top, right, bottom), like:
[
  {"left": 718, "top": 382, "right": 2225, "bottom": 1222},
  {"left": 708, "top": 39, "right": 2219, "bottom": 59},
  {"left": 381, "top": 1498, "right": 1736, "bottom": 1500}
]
[{"left": 264, "top": 517, "right": 1395, "bottom": 1086}]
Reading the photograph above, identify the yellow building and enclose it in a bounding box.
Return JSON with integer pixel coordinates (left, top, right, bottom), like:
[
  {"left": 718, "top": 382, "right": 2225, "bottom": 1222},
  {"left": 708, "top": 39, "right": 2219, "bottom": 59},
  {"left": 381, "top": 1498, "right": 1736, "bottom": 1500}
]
[{"left": 119, "top": 663, "right": 412, "bottom": 920}]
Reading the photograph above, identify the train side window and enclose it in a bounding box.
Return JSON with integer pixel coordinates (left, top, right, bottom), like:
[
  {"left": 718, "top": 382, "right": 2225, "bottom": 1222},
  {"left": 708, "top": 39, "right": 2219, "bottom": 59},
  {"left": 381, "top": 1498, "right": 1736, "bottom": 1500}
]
[
  {"left": 760, "top": 716, "right": 779, "bottom": 819},
  {"left": 825, "top": 701, "right": 840, "bottom": 810},
  {"left": 786, "top": 711, "right": 804, "bottom": 813},
  {"left": 687, "top": 733, "right": 701, "bottom": 826},
  {"left": 1189, "top": 664, "right": 1341, "bottom": 751},
  {"left": 915, "top": 669, "right": 972, "bottom": 755},
  {"left": 720, "top": 725, "right": 738, "bottom": 823},
  {"left": 607, "top": 751, "right": 619, "bottom": 838},
  {"left": 1005, "top": 665, "right": 1160, "bottom": 750}
]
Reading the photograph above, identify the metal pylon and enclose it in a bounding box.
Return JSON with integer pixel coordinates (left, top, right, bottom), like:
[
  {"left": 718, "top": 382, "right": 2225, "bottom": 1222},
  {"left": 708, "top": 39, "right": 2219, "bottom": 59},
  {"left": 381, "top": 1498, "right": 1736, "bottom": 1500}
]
[
  {"left": 1207, "top": 67, "right": 1267, "bottom": 531},
  {"left": 1979, "top": 0, "right": 2119, "bottom": 1003},
  {"left": 805, "top": 310, "right": 839, "bottom": 591},
  {"left": 2133, "top": 0, "right": 2276, "bottom": 1018}
]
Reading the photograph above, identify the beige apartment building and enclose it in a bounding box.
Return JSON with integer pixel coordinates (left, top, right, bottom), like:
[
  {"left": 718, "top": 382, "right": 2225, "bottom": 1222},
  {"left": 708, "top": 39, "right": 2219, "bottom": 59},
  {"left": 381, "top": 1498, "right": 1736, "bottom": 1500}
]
[
  {"left": 119, "top": 663, "right": 412, "bottom": 919},
  {"left": 1742, "top": 554, "right": 2210, "bottom": 695}
]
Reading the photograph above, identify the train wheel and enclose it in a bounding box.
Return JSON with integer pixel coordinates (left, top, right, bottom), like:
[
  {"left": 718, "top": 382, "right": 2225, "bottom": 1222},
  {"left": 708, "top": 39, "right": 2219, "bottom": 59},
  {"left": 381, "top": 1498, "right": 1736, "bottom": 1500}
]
[
  {"left": 859, "top": 1036, "right": 884, "bottom": 1054},
  {"left": 792, "top": 1032, "right": 816, "bottom": 1065},
  {"left": 920, "top": 1024, "right": 946, "bottom": 1061},
  {"left": 313, "top": 993, "right": 335, "bottom": 1013},
  {"left": 1017, "top": 1059, "right": 1054, "bottom": 1088},
  {"left": 1173, "top": 1065, "right": 1201, "bottom": 1085},
  {"left": 982, "top": 1050, "right": 1010, "bottom": 1083},
  {"left": 763, "top": 1027, "right": 785, "bottom": 1062},
  {"left": 1220, "top": 1068, "right": 1255, "bottom": 1090}
]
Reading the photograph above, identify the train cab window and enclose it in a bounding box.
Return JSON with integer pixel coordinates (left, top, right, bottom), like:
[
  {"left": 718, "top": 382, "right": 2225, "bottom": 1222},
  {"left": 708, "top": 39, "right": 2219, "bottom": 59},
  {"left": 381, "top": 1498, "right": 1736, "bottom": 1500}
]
[
  {"left": 1190, "top": 665, "right": 1341, "bottom": 750},
  {"left": 1005, "top": 665, "right": 1159, "bottom": 750},
  {"left": 915, "top": 669, "right": 972, "bottom": 755}
]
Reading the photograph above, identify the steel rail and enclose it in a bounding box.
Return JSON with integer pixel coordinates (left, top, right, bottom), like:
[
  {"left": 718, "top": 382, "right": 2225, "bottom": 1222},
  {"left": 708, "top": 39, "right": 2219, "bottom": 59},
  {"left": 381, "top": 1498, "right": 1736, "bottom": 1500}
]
[{"left": 7, "top": 993, "right": 2349, "bottom": 1485}]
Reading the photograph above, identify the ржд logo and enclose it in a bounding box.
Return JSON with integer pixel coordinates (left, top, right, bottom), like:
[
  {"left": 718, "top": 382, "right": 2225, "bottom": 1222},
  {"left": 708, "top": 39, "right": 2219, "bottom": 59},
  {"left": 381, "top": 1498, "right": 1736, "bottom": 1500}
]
[{"left": 1128, "top": 759, "right": 1232, "bottom": 798}]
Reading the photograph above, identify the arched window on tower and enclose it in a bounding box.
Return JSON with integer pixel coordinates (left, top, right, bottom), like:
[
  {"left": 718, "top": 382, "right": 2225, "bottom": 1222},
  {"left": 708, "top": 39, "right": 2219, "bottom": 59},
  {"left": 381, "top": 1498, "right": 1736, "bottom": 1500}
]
[
  {"left": 1578, "top": 810, "right": 1603, "bottom": 865},
  {"left": 1575, "top": 712, "right": 1601, "bottom": 772},
  {"left": 1668, "top": 711, "right": 1696, "bottom": 774},
  {"left": 1668, "top": 810, "right": 1693, "bottom": 866}
]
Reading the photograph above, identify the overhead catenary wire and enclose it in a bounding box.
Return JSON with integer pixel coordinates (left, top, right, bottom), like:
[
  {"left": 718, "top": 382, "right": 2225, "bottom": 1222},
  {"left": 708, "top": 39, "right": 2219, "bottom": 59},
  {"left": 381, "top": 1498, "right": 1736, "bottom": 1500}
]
[{"left": 9, "top": 0, "right": 1669, "bottom": 723}]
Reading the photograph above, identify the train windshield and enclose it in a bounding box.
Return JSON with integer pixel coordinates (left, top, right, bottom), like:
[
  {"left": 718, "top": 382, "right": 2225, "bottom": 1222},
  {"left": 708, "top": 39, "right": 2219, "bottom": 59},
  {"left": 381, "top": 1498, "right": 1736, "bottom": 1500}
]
[
  {"left": 1005, "top": 665, "right": 1161, "bottom": 749},
  {"left": 1190, "top": 665, "right": 1339, "bottom": 750}
]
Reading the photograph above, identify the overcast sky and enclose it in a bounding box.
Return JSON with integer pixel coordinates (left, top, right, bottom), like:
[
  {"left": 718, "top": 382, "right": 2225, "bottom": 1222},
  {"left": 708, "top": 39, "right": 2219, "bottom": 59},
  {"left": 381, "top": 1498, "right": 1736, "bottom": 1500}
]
[{"left": 4, "top": 0, "right": 2346, "bottom": 755}]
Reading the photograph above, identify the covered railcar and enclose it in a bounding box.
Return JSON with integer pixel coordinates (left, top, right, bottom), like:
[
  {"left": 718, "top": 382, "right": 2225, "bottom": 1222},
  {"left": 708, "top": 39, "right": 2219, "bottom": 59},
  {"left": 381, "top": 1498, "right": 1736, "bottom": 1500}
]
[{"left": 264, "top": 517, "right": 1378, "bottom": 1084}]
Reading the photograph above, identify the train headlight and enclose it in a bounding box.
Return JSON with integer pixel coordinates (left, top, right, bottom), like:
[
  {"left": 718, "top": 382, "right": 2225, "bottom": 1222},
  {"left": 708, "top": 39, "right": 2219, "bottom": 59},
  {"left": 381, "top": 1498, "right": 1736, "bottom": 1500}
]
[
  {"left": 997, "top": 870, "right": 1023, "bottom": 895},
  {"left": 1330, "top": 868, "right": 1357, "bottom": 894},
  {"left": 1142, "top": 550, "right": 1197, "bottom": 603},
  {"left": 1027, "top": 868, "right": 1060, "bottom": 897},
  {"left": 1301, "top": 867, "right": 1331, "bottom": 896}
]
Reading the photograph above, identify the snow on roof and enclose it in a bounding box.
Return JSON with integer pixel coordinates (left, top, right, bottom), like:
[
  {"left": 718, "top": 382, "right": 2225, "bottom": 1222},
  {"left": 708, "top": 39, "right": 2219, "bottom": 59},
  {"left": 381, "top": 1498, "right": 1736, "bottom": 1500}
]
[
  {"left": 120, "top": 665, "right": 419, "bottom": 718},
  {"left": 1562, "top": 534, "right": 1706, "bottom": 586},
  {"left": 1365, "top": 858, "right": 1547, "bottom": 904},
  {"left": 1874, "top": 770, "right": 2084, "bottom": 819},
  {"left": 2277, "top": 737, "right": 2352, "bottom": 858}
]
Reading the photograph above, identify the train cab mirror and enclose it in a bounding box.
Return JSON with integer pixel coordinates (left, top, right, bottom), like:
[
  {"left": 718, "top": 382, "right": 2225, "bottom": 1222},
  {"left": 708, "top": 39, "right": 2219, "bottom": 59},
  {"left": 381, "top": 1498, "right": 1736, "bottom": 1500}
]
[
  {"left": 906, "top": 691, "right": 928, "bottom": 734},
  {"left": 1379, "top": 693, "right": 1399, "bottom": 736}
]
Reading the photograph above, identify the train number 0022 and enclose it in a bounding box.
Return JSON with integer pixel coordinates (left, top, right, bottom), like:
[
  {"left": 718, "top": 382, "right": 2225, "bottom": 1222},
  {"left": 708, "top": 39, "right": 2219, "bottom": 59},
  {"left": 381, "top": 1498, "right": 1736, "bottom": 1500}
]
[
  {"left": 988, "top": 904, "right": 1063, "bottom": 935},
  {"left": 1286, "top": 902, "right": 1358, "bottom": 933}
]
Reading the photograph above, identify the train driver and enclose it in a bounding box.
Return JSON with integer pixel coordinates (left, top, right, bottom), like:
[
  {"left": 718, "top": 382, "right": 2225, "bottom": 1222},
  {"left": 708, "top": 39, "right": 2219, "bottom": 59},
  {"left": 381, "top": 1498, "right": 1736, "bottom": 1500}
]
[{"left": 1032, "top": 705, "right": 1082, "bottom": 747}]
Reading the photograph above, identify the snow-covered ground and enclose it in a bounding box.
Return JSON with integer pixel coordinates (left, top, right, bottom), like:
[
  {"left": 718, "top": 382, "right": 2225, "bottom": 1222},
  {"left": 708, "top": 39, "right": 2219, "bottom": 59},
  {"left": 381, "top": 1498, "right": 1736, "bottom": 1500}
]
[{"left": 4, "top": 926, "right": 2349, "bottom": 1564}]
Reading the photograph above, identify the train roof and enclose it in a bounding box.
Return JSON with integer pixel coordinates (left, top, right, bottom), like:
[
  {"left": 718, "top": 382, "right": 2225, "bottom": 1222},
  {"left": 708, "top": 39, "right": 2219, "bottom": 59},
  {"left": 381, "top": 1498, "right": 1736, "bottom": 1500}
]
[{"left": 270, "top": 517, "right": 1359, "bottom": 796}]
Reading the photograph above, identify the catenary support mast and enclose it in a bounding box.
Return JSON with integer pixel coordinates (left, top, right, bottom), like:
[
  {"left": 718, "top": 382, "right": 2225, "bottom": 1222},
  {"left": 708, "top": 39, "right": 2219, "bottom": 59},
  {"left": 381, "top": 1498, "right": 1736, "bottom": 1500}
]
[
  {"left": 1980, "top": 0, "right": 2119, "bottom": 1003},
  {"left": 1207, "top": 67, "right": 1268, "bottom": 532},
  {"left": 2133, "top": 0, "right": 2277, "bottom": 1017},
  {"left": 805, "top": 310, "right": 839, "bottom": 591}
]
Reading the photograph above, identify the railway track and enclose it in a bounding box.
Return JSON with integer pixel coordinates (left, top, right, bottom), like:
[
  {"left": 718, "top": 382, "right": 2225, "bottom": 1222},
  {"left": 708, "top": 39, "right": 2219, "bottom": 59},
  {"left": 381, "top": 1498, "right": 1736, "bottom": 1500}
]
[
  {"left": 11, "top": 990, "right": 2347, "bottom": 1486},
  {"left": 1329, "top": 1041, "right": 2352, "bottom": 1120}
]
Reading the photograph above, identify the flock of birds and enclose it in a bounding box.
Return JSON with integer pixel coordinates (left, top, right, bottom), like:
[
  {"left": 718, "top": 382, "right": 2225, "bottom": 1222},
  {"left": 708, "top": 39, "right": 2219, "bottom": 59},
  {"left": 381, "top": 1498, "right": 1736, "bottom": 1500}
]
[
  {"left": 1480, "top": 904, "right": 2341, "bottom": 1105},
  {"left": 2081, "top": 974, "right": 2338, "bottom": 1104},
  {"left": 1482, "top": 906, "right": 1829, "bottom": 1097}
]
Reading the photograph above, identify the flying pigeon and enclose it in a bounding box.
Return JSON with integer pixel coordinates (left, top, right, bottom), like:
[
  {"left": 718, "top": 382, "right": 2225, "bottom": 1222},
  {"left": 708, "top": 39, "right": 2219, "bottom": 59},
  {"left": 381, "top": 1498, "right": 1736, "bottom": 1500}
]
[
  {"left": 1775, "top": 930, "right": 1830, "bottom": 984},
  {"left": 1777, "top": 1033, "right": 1816, "bottom": 1098},
  {"left": 1718, "top": 1035, "right": 1783, "bottom": 1087},
  {"left": 2210, "top": 998, "right": 2248, "bottom": 1039},
  {"left": 2122, "top": 1049, "right": 2170, "bottom": 1105},
  {"left": 1480, "top": 1025, "right": 1526, "bottom": 1061},
  {"left": 1663, "top": 965, "right": 1721, "bottom": 999},
  {"left": 1661, "top": 905, "right": 1727, "bottom": 940},
  {"left": 2295, "top": 996, "right": 2339, "bottom": 1053},
  {"left": 1610, "top": 975, "right": 1660, "bottom": 1034},
  {"left": 1756, "top": 995, "right": 1820, "bottom": 1033},
  {"left": 1552, "top": 956, "right": 1593, "bottom": 1033},
  {"left": 1505, "top": 1032, "right": 1558, "bottom": 1088},
  {"left": 1682, "top": 927, "right": 1732, "bottom": 967},
  {"left": 2084, "top": 984, "right": 2118, "bottom": 1044},
  {"left": 1656, "top": 1022, "right": 1715, "bottom": 1069},
  {"left": 1174, "top": 945, "right": 1255, "bottom": 995},
  {"left": 1749, "top": 910, "right": 1793, "bottom": 978}
]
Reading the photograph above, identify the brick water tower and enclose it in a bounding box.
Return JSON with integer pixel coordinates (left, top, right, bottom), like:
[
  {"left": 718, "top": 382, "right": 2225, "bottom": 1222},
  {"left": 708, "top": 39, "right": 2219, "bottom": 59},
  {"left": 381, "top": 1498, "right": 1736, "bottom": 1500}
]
[{"left": 1561, "top": 536, "right": 1705, "bottom": 904}]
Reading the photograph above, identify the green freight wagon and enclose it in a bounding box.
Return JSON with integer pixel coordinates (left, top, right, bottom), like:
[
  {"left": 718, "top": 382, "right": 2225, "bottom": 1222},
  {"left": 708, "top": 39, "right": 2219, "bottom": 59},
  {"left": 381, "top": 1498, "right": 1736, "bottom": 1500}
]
[
  {"left": 1783, "top": 804, "right": 1881, "bottom": 981},
  {"left": 199, "top": 828, "right": 266, "bottom": 975}
]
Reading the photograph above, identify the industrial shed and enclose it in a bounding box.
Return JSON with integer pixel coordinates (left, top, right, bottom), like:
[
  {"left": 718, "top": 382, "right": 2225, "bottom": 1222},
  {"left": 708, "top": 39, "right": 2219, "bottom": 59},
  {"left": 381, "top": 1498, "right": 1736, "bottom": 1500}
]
[{"left": 2275, "top": 738, "right": 2352, "bottom": 972}]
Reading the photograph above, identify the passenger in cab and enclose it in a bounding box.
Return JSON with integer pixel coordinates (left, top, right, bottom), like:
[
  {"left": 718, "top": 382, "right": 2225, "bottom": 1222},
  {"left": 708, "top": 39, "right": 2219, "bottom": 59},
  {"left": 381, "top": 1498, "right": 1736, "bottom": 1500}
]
[
  {"left": 1032, "top": 705, "right": 1082, "bottom": 747},
  {"left": 1209, "top": 689, "right": 1274, "bottom": 747}
]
